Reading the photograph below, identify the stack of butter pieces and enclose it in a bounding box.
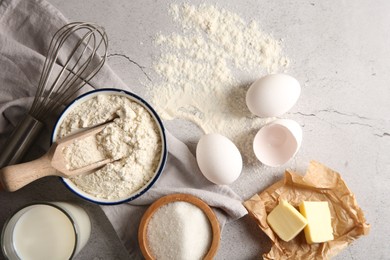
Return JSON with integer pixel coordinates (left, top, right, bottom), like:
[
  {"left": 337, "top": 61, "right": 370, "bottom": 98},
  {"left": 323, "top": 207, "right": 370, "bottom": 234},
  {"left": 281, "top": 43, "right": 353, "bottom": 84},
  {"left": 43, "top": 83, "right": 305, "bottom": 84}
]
[{"left": 267, "top": 200, "right": 333, "bottom": 244}]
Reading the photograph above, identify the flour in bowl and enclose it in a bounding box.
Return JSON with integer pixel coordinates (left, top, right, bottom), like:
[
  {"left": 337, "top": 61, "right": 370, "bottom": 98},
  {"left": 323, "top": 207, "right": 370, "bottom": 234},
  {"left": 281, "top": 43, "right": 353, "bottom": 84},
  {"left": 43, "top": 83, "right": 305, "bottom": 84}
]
[{"left": 58, "top": 94, "right": 162, "bottom": 200}]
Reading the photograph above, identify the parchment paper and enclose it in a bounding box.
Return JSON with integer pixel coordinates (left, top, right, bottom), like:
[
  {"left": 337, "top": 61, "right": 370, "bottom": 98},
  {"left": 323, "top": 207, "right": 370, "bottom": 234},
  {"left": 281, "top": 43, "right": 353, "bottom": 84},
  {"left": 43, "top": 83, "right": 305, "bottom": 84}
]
[{"left": 243, "top": 160, "right": 370, "bottom": 259}]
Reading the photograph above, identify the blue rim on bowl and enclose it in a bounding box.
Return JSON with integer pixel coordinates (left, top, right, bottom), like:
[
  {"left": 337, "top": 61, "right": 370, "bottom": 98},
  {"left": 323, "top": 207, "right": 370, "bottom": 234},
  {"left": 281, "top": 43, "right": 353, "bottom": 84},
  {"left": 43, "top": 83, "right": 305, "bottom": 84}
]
[{"left": 51, "top": 88, "right": 168, "bottom": 205}]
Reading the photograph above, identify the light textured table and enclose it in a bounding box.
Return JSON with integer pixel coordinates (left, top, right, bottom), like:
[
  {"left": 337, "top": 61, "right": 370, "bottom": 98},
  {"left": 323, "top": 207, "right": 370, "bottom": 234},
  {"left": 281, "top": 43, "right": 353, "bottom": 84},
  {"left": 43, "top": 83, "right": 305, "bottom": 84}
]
[{"left": 5, "top": 0, "right": 390, "bottom": 259}]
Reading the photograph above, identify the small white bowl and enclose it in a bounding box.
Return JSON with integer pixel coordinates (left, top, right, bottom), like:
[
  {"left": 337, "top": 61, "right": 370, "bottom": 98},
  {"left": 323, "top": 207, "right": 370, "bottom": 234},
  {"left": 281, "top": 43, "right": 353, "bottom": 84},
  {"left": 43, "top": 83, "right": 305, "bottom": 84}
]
[
  {"left": 51, "top": 88, "right": 167, "bottom": 205},
  {"left": 253, "top": 119, "right": 302, "bottom": 167}
]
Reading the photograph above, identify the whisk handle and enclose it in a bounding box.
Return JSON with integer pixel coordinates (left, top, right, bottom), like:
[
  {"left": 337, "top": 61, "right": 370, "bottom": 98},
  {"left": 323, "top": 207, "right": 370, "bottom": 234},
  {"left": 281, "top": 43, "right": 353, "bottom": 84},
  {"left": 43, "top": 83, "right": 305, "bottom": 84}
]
[
  {"left": 0, "top": 153, "right": 56, "bottom": 192},
  {"left": 0, "top": 114, "right": 44, "bottom": 168}
]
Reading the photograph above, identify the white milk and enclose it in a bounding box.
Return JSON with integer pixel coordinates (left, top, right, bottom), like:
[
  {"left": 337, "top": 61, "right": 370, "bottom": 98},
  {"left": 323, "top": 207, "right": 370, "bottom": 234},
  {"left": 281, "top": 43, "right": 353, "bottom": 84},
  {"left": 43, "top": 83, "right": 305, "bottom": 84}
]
[
  {"left": 1, "top": 202, "right": 91, "bottom": 260},
  {"left": 51, "top": 202, "right": 91, "bottom": 254}
]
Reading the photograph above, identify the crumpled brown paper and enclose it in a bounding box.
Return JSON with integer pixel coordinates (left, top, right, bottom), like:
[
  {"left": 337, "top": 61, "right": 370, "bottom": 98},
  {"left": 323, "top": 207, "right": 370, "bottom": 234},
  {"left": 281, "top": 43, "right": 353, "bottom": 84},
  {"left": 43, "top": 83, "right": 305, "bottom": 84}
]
[{"left": 243, "top": 161, "right": 370, "bottom": 259}]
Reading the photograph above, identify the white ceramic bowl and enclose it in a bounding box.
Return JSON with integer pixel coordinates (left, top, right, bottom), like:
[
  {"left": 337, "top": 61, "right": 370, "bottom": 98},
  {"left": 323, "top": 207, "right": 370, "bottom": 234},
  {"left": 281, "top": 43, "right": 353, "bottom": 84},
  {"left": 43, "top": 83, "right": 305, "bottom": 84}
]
[
  {"left": 51, "top": 88, "right": 167, "bottom": 205},
  {"left": 253, "top": 119, "right": 302, "bottom": 167}
]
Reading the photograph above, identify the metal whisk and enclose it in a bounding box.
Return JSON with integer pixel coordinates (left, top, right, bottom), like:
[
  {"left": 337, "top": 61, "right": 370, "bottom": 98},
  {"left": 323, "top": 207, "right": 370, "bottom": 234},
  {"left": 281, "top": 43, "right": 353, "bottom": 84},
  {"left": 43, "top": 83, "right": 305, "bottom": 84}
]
[{"left": 0, "top": 22, "right": 108, "bottom": 168}]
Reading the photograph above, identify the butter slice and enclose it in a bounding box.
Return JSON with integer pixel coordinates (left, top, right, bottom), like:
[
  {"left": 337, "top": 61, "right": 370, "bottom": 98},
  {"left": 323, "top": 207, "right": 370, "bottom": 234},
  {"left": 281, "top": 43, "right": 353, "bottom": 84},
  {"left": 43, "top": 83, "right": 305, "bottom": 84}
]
[
  {"left": 266, "top": 200, "right": 307, "bottom": 242},
  {"left": 299, "top": 201, "right": 334, "bottom": 244}
]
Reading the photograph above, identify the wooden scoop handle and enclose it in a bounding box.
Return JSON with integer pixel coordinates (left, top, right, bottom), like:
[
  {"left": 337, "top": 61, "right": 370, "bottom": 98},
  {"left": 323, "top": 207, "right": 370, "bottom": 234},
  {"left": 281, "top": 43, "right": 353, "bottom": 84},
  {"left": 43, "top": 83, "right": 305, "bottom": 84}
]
[{"left": 0, "top": 153, "right": 57, "bottom": 192}]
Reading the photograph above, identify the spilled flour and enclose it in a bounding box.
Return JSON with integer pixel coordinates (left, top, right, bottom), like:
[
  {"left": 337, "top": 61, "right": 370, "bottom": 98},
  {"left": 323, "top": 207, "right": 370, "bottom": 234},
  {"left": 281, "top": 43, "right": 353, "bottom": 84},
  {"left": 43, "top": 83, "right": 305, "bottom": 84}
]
[{"left": 147, "top": 3, "right": 289, "bottom": 165}]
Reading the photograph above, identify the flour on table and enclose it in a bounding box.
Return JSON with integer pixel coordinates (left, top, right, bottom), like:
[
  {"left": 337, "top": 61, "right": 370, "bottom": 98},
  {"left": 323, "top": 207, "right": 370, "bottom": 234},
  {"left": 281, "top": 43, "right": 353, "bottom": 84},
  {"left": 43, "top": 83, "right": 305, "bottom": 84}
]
[
  {"left": 58, "top": 94, "right": 162, "bottom": 200},
  {"left": 146, "top": 4, "right": 289, "bottom": 167}
]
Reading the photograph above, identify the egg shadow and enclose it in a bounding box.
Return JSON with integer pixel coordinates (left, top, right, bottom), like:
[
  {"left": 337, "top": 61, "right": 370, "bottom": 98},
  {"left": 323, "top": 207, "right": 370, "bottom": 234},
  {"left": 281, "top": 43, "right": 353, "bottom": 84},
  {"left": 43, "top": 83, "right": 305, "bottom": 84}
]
[
  {"left": 233, "top": 122, "right": 271, "bottom": 169},
  {"left": 224, "top": 82, "right": 254, "bottom": 119}
]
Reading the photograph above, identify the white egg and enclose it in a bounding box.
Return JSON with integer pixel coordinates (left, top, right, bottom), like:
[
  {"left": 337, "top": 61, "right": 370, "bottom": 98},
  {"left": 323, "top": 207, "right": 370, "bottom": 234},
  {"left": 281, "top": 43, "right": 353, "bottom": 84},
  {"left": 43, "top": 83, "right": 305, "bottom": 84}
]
[
  {"left": 246, "top": 74, "right": 301, "bottom": 117},
  {"left": 196, "top": 134, "right": 242, "bottom": 185}
]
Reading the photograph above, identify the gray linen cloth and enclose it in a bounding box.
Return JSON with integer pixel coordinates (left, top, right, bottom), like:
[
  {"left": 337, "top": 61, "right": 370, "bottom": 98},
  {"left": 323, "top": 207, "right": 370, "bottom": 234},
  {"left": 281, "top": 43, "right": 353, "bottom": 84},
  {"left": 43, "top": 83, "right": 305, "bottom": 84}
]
[{"left": 0, "top": 0, "right": 248, "bottom": 257}]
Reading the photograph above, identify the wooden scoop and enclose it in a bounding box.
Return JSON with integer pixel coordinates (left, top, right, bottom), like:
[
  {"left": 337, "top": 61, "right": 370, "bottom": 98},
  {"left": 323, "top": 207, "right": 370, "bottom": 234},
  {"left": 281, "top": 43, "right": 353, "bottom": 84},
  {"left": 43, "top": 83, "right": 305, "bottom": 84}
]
[{"left": 0, "top": 122, "right": 114, "bottom": 192}]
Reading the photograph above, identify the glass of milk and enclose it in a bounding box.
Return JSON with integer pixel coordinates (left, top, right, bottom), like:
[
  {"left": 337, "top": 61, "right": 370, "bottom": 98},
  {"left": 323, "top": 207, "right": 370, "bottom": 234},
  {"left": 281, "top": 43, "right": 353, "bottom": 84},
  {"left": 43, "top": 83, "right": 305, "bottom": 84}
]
[{"left": 1, "top": 202, "right": 91, "bottom": 260}]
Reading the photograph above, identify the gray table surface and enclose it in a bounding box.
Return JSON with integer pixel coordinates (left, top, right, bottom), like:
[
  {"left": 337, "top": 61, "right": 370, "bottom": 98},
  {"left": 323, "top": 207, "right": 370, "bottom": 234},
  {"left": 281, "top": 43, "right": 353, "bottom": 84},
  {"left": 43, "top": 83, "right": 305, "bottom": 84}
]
[{"left": 2, "top": 0, "right": 390, "bottom": 259}]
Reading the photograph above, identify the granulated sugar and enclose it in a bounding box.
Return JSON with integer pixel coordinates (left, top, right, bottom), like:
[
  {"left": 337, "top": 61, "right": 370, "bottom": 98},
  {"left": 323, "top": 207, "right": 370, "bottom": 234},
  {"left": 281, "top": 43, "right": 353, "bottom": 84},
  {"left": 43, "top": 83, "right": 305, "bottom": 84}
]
[
  {"left": 147, "top": 201, "right": 212, "bottom": 260},
  {"left": 58, "top": 94, "right": 162, "bottom": 200},
  {"left": 147, "top": 3, "right": 289, "bottom": 165}
]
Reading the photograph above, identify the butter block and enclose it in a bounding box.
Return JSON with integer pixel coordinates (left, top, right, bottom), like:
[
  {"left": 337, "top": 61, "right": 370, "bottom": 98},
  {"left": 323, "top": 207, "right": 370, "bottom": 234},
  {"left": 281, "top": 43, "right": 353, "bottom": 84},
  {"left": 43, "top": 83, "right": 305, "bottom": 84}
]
[
  {"left": 266, "top": 200, "right": 307, "bottom": 242},
  {"left": 299, "top": 201, "right": 334, "bottom": 244}
]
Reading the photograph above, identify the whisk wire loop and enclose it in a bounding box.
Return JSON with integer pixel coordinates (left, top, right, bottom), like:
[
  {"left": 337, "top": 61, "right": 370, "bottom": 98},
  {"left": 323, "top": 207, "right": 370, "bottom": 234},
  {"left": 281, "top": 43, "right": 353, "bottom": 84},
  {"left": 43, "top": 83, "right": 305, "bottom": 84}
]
[
  {"left": 30, "top": 22, "right": 108, "bottom": 119},
  {"left": 0, "top": 22, "right": 108, "bottom": 168}
]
